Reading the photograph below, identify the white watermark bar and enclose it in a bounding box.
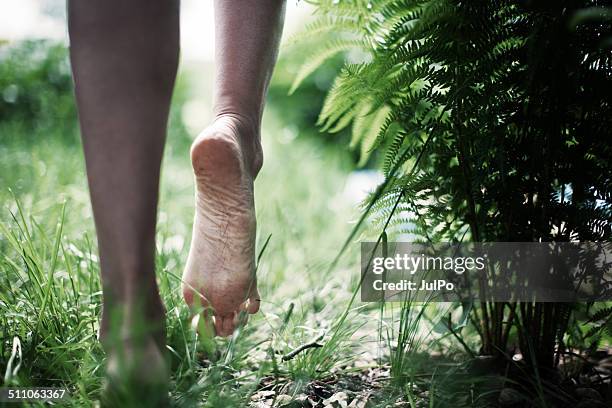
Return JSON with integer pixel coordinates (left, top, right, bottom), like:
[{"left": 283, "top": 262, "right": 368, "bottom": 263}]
[
  {"left": 0, "top": 387, "right": 69, "bottom": 402},
  {"left": 360, "top": 242, "right": 612, "bottom": 302}
]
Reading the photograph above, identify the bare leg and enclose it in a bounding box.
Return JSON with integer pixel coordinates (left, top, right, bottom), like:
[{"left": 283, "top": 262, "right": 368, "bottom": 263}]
[
  {"left": 68, "top": 0, "right": 179, "bottom": 403},
  {"left": 182, "top": 0, "right": 286, "bottom": 336}
]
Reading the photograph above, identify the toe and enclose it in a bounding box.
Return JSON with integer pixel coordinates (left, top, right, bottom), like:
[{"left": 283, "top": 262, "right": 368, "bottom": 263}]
[
  {"left": 241, "top": 287, "right": 261, "bottom": 314},
  {"left": 245, "top": 296, "right": 260, "bottom": 314},
  {"left": 182, "top": 285, "right": 210, "bottom": 314},
  {"left": 233, "top": 310, "right": 249, "bottom": 328},
  {"left": 192, "top": 313, "right": 216, "bottom": 338},
  {"left": 214, "top": 316, "right": 236, "bottom": 337}
]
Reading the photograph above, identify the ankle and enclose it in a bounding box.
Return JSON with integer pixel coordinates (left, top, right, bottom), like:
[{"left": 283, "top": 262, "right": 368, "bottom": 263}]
[
  {"left": 212, "top": 99, "right": 261, "bottom": 128},
  {"left": 100, "top": 290, "right": 166, "bottom": 344},
  {"left": 213, "top": 108, "right": 259, "bottom": 129}
]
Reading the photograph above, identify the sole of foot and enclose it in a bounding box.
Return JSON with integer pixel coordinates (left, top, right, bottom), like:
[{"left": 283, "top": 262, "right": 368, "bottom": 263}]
[{"left": 182, "top": 114, "right": 262, "bottom": 337}]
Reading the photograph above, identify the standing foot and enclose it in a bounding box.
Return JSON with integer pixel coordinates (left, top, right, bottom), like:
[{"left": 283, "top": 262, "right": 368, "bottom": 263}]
[
  {"left": 102, "top": 336, "right": 169, "bottom": 407},
  {"left": 99, "top": 295, "right": 168, "bottom": 406}
]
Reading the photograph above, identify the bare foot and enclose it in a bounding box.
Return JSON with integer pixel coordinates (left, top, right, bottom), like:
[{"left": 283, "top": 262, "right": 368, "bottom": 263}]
[
  {"left": 103, "top": 336, "right": 169, "bottom": 407},
  {"left": 100, "top": 301, "right": 169, "bottom": 406},
  {"left": 182, "top": 114, "right": 262, "bottom": 337}
]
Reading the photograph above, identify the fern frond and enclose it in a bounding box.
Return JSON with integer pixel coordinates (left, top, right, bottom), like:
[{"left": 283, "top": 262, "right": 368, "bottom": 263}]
[{"left": 289, "top": 39, "right": 370, "bottom": 94}]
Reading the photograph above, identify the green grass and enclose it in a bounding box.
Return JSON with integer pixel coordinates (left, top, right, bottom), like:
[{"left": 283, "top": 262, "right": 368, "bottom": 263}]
[
  {"left": 0, "top": 56, "right": 475, "bottom": 406},
  {"left": 3, "top": 38, "right": 608, "bottom": 408},
  {"left": 0, "top": 69, "right": 383, "bottom": 406}
]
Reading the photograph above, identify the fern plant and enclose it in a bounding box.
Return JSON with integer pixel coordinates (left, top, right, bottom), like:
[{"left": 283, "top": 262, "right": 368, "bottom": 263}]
[{"left": 291, "top": 0, "right": 612, "bottom": 373}]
